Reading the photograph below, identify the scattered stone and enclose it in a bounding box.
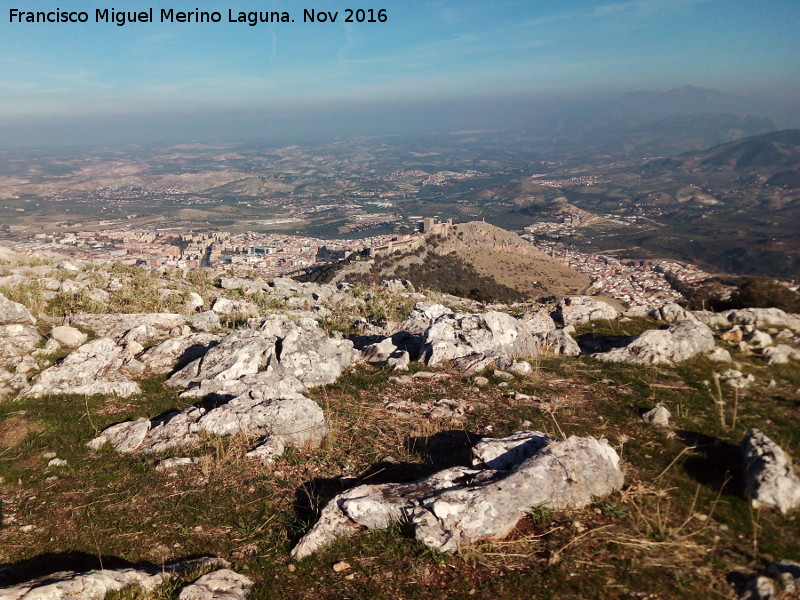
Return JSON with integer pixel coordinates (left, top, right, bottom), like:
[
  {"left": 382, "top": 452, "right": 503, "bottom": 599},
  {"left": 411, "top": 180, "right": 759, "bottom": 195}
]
[
  {"left": 642, "top": 405, "right": 671, "bottom": 427},
  {"left": 741, "top": 428, "right": 800, "bottom": 514},
  {"left": 762, "top": 344, "right": 800, "bottom": 365},
  {"left": 47, "top": 458, "right": 67, "bottom": 468},
  {"left": 0, "top": 293, "right": 36, "bottom": 326},
  {"left": 473, "top": 376, "right": 489, "bottom": 387},
  {"left": 291, "top": 432, "right": 623, "bottom": 558},
  {"left": 137, "top": 333, "right": 222, "bottom": 375},
  {"left": 155, "top": 457, "right": 199, "bottom": 472},
  {"left": 332, "top": 561, "right": 351, "bottom": 573},
  {"left": 707, "top": 347, "right": 732, "bottom": 362},
  {"left": 596, "top": 320, "right": 715, "bottom": 365},
  {"left": 509, "top": 360, "right": 532, "bottom": 376},
  {"left": 381, "top": 279, "right": 414, "bottom": 293},
  {"left": 718, "top": 369, "right": 755, "bottom": 390},
  {"left": 493, "top": 369, "right": 514, "bottom": 381},
  {"left": 245, "top": 436, "right": 286, "bottom": 463},
  {"left": 49, "top": 325, "right": 88, "bottom": 349},
  {"left": 383, "top": 398, "right": 470, "bottom": 421},
  {"left": 416, "top": 307, "right": 576, "bottom": 374},
  {"left": 720, "top": 326, "right": 744, "bottom": 343},
  {"left": 186, "top": 292, "right": 205, "bottom": 311}
]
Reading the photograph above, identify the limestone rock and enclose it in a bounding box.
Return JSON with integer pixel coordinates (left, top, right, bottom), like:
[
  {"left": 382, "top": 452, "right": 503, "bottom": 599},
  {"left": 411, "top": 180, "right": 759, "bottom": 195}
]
[
  {"left": 0, "top": 292, "right": 36, "bottom": 325},
  {"left": 383, "top": 397, "right": 470, "bottom": 422},
  {"left": 420, "top": 309, "right": 577, "bottom": 372},
  {"left": 89, "top": 377, "right": 325, "bottom": 454},
  {"left": 595, "top": 319, "right": 715, "bottom": 365},
  {"left": 49, "top": 325, "right": 88, "bottom": 349},
  {"left": 246, "top": 436, "right": 285, "bottom": 463},
  {"left": 186, "top": 292, "right": 205, "bottom": 310},
  {"left": 555, "top": 296, "right": 618, "bottom": 326},
  {"left": 0, "top": 557, "right": 229, "bottom": 600},
  {"left": 727, "top": 308, "right": 800, "bottom": 335},
  {"left": 718, "top": 369, "right": 755, "bottom": 389},
  {"left": 762, "top": 344, "right": 800, "bottom": 365},
  {"left": 69, "top": 313, "right": 186, "bottom": 343},
  {"left": 22, "top": 338, "right": 141, "bottom": 398},
  {"left": 745, "top": 329, "right": 773, "bottom": 349},
  {"left": 199, "top": 388, "right": 327, "bottom": 448},
  {"left": 642, "top": 405, "right": 671, "bottom": 427},
  {"left": 707, "top": 347, "right": 732, "bottom": 362},
  {"left": 650, "top": 303, "right": 697, "bottom": 323},
  {"left": 291, "top": 432, "right": 623, "bottom": 558},
  {"left": 0, "top": 324, "right": 41, "bottom": 364},
  {"left": 178, "top": 568, "right": 254, "bottom": 600},
  {"left": 381, "top": 279, "right": 415, "bottom": 293},
  {"left": 138, "top": 333, "right": 222, "bottom": 375},
  {"left": 741, "top": 428, "right": 800, "bottom": 514}
]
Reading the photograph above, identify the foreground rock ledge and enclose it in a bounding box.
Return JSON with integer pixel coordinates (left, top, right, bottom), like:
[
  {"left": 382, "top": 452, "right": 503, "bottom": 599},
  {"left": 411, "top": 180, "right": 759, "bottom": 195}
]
[
  {"left": 0, "top": 557, "right": 253, "bottom": 600},
  {"left": 291, "top": 431, "right": 624, "bottom": 559}
]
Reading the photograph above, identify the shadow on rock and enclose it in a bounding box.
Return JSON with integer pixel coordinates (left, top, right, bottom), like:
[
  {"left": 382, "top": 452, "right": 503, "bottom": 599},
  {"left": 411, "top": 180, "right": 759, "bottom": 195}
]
[
  {"left": 405, "top": 429, "right": 484, "bottom": 470},
  {"left": 0, "top": 551, "right": 136, "bottom": 586},
  {"left": 576, "top": 333, "right": 634, "bottom": 354},
  {"left": 676, "top": 430, "right": 742, "bottom": 494}
]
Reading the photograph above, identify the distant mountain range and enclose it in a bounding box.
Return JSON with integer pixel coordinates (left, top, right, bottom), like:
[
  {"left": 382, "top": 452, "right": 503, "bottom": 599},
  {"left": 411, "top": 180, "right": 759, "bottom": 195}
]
[
  {"left": 643, "top": 129, "right": 800, "bottom": 176},
  {"left": 536, "top": 86, "right": 795, "bottom": 158}
]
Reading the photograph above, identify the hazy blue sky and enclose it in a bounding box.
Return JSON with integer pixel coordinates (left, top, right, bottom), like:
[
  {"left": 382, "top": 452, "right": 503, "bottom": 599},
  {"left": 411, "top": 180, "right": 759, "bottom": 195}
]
[{"left": 1, "top": 0, "right": 798, "bottom": 143}]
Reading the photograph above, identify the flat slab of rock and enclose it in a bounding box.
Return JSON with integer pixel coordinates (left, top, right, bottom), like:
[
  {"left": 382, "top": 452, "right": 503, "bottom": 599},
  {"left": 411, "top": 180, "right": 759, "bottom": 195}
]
[
  {"left": 69, "top": 312, "right": 187, "bottom": 342},
  {"left": 22, "top": 338, "right": 141, "bottom": 398},
  {"left": 595, "top": 319, "right": 715, "bottom": 365},
  {"left": 741, "top": 428, "right": 800, "bottom": 515},
  {"left": 291, "top": 431, "right": 623, "bottom": 558}
]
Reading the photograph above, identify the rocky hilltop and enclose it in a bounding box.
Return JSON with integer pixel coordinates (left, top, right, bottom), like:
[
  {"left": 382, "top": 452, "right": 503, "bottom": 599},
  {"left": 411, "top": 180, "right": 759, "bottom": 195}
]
[{"left": 0, "top": 245, "right": 799, "bottom": 599}]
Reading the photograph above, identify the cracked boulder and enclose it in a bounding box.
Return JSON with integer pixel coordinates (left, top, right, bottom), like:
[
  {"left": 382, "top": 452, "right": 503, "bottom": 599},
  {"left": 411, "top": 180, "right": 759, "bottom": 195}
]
[
  {"left": 88, "top": 377, "right": 325, "bottom": 454},
  {"left": 595, "top": 319, "right": 715, "bottom": 365},
  {"left": 291, "top": 431, "right": 623, "bottom": 558},
  {"left": 166, "top": 317, "right": 358, "bottom": 399},
  {"left": 21, "top": 338, "right": 141, "bottom": 398},
  {"left": 416, "top": 309, "right": 576, "bottom": 373},
  {"left": 69, "top": 312, "right": 187, "bottom": 343}
]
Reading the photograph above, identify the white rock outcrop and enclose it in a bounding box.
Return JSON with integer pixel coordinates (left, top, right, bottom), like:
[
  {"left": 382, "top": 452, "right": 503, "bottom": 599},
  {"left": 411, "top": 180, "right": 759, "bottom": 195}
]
[
  {"left": 0, "top": 558, "right": 235, "bottom": 600},
  {"left": 556, "top": 296, "right": 619, "bottom": 325},
  {"left": 291, "top": 431, "right": 624, "bottom": 558},
  {"left": 22, "top": 338, "right": 142, "bottom": 398},
  {"left": 595, "top": 319, "right": 715, "bottom": 365}
]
